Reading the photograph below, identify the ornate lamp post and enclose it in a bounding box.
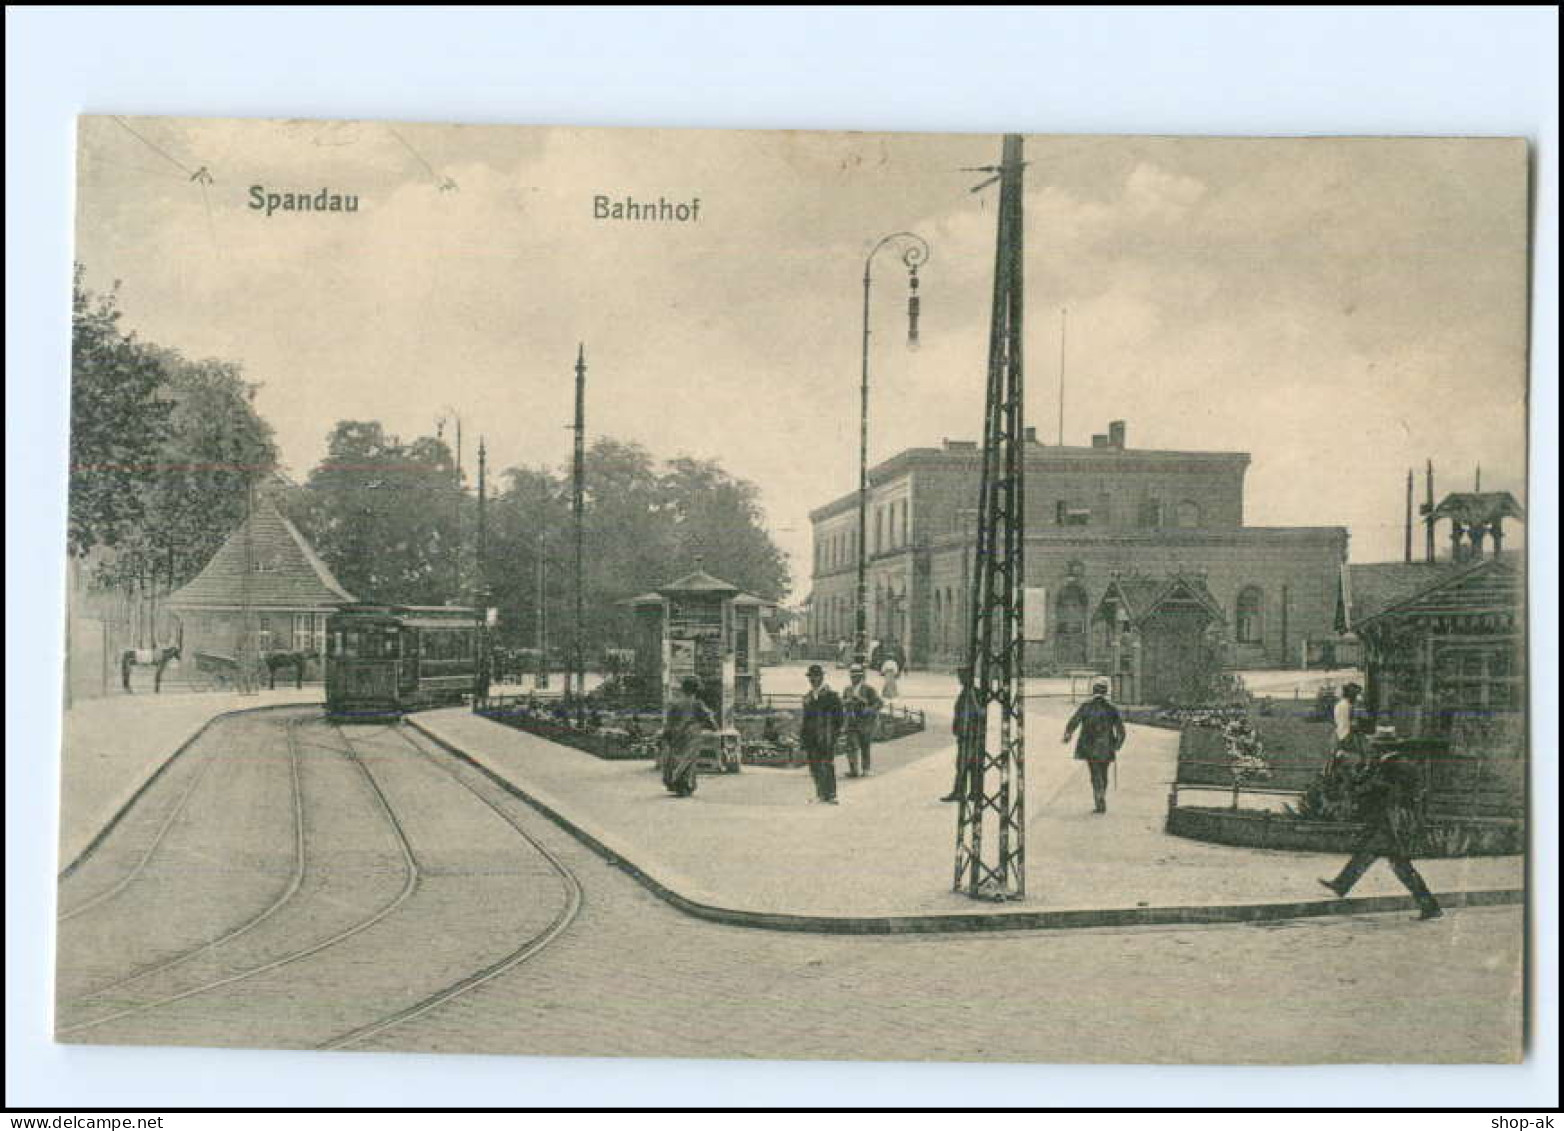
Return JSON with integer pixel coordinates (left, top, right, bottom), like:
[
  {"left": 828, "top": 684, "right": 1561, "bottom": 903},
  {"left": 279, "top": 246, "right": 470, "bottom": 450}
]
[{"left": 856, "top": 232, "right": 930, "bottom": 667}]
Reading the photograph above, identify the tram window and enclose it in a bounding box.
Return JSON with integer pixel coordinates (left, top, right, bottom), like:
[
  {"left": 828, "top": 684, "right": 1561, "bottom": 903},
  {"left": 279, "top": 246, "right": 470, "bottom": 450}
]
[{"left": 420, "top": 629, "right": 473, "bottom": 662}]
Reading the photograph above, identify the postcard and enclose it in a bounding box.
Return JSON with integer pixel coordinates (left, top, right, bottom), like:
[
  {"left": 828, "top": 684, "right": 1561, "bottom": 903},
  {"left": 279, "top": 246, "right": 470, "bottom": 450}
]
[{"left": 60, "top": 117, "right": 1529, "bottom": 1062}]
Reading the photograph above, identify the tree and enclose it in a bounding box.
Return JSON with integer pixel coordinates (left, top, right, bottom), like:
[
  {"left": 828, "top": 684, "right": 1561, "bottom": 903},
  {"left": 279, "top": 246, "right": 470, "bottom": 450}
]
[
  {"left": 660, "top": 455, "right": 789, "bottom": 600},
  {"left": 68, "top": 266, "right": 173, "bottom": 557},
  {"left": 287, "top": 421, "right": 463, "bottom": 605},
  {"left": 475, "top": 437, "right": 789, "bottom": 658},
  {"left": 95, "top": 347, "right": 279, "bottom": 591}
]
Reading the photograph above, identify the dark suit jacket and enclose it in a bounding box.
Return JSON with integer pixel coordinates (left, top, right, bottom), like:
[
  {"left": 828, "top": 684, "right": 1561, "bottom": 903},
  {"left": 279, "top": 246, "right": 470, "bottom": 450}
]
[
  {"left": 1064, "top": 696, "right": 1126, "bottom": 762},
  {"left": 800, "top": 685, "right": 843, "bottom": 754},
  {"left": 841, "top": 681, "right": 883, "bottom": 733}
]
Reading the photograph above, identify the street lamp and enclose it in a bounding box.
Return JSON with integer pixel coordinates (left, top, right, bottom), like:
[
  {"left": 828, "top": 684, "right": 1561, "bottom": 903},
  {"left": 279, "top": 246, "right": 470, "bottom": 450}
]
[{"left": 856, "top": 232, "right": 930, "bottom": 667}]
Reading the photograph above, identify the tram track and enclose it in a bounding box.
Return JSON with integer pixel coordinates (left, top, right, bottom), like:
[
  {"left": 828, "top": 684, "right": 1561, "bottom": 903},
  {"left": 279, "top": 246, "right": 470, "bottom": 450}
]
[
  {"left": 57, "top": 715, "right": 420, "bottom": 1037},
  {"left": 61, "top": 717, "right": 309, "bottom": 1009},
  {"left": 318, "top": 723, "right": 583, "bottom": 1051},
  {"left": 58, "top": 710, "right": 581, "bottom": 1048},
  {"left": 57, "top": 724, "right": 225, "bottom": 924}
]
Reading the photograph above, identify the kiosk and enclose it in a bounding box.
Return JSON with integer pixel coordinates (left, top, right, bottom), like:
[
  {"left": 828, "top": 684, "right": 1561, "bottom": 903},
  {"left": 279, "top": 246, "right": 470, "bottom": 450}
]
[{"left": 626, "top": 566, "right": 771, "bottom": 773}]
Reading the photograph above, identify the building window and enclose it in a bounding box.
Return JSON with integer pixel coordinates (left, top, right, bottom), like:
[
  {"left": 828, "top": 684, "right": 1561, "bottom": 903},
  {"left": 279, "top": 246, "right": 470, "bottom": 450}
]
[
  {"left": 1236, "top": 586, "right": 1264, "bottom": 644},
  {"left": 1138, "top": 499, "right": 1163, "bottom": 528},
  {"left": 1177, "top": 500, "right": 1201, "bottom": 528}
]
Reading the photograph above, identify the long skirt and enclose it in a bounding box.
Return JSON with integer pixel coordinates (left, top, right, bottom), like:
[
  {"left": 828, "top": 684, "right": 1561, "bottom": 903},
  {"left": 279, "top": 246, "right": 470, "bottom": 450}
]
[{"left": 662, "top": 743, "right": 701, "bottom": 796}]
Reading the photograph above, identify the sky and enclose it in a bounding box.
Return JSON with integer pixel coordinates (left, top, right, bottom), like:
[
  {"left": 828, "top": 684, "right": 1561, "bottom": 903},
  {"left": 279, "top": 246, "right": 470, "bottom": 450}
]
[{"left": 74, "top": 117, "right": 1532, "bottom": 595}]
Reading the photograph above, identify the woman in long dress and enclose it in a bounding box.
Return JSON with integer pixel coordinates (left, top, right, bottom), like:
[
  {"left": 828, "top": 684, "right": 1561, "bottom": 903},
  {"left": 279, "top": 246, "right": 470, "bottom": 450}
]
[{"left": 662, "top": 675, "right": 717, "bottom": 797}]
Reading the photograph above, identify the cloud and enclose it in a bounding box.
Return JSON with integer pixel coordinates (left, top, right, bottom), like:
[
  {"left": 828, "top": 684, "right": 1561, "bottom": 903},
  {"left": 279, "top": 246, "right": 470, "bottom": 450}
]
[{"left": 75, "top": 121, "right": 1530, "bottom": 586}]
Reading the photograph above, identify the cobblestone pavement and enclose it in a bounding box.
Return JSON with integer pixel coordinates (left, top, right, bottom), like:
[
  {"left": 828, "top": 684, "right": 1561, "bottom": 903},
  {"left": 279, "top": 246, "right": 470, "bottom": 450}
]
[
  {"left": 58, "top": 685, "right": 321, "bottom": 867},
  {"left": 57, "top": 710, "right": 572, "bottom": 1050},
  {"left": 55, "top": 707, "right": 1523, "bottom": 1063}
]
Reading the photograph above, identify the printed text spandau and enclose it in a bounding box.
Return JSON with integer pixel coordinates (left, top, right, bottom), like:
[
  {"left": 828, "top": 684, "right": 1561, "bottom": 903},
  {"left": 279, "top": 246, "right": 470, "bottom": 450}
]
[{"left": 248, "top": 185, "right": 360, "bottom": 216}]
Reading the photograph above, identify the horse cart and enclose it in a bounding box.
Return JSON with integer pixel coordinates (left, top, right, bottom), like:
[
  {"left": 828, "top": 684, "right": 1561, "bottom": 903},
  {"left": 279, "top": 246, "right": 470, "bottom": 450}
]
[{"left": 191, "top": 651, "right": 244, "bottom": 692}]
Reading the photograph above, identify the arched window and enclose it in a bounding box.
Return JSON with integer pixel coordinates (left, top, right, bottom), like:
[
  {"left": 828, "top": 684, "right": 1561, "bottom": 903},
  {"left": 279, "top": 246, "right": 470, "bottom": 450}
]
[
  {"left": 1236, "top": 586, "right": 1264, "bottom": 644},
  {"left": 1177, "top": 500, "right": 1202, "bottom": 528}
]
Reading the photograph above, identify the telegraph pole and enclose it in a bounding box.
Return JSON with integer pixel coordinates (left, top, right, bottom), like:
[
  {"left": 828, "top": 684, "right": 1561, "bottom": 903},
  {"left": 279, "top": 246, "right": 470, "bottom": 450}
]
[
  {"left": 1057, "top": 307, "right": 1067, "bottom": 446},
  {"left": 239, "top": 474, "right": 257, "bottom": 694},
  {"left": 572, "top": 344, "right": 587, "bottom": 712},
  {"left": 1404, "top": 469, "right": 1414, "bottom": 563},
  {"left": 476, "top": 437, "right": 490, "bottom": 696},
  {"left": 536, "top": 526, "right": 549, "bottom": 689},
  {"left": 954, "top": 133, "right": 1028, "bottom": 901},
  {"left": 477, "top": 437, "right": 488, "bottom": 588}
]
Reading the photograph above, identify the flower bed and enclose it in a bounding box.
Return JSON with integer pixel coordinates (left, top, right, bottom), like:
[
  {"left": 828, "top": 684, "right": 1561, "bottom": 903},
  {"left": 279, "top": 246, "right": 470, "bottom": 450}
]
[
  {"left": 474, "top": 696, "right": 924, "bottom": 765},
  {"left": 1165, "top": 805, "right": 1523, "bottom": 857}
]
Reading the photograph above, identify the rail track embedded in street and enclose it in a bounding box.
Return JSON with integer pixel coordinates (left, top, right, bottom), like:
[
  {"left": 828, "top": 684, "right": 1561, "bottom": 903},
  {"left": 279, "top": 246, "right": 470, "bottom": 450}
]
[{"left": 57, "top": 709, "right": 581, "bottom": 1046}]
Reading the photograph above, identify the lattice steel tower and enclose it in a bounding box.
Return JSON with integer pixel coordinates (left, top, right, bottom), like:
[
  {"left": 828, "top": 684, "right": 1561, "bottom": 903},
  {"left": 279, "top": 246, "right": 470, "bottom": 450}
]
[{"left": 954, "top": 133, "right": 1028, "bottom": 900}]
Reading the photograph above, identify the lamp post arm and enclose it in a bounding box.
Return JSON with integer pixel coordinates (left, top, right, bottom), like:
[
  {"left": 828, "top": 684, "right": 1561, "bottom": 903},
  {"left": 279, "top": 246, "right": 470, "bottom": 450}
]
[{"left": 856, "top": 232, "right": 931, "bottom": 667}]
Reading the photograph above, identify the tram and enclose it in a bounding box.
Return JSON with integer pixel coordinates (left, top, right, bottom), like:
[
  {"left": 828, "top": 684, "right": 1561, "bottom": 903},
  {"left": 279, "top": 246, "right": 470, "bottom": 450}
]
[{"left": 325, "top": 603, "right": 486, "bottom": 720}]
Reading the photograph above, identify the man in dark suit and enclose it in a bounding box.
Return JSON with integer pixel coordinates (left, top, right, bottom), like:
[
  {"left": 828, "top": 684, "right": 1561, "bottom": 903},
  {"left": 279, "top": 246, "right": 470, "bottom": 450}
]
[
  {"left": 800, "top": 663, "right": 843, "bottom": 804},
  {"left": 943, "top": 665, "right": 982, "bottom": 802},
  {"left": 840, "top": 662, "right": 883, "bottom": 777},
  {"left": 1062, "top": 677, "right": 1126, "bottom": 813},
  {"left": 1319, "top": 746, "right": 1443, "bottom": 920}
]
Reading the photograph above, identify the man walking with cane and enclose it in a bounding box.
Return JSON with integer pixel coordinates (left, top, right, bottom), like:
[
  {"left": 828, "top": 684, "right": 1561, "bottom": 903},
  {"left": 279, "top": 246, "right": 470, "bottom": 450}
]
[{"left": 1061, "top": 677, "right": 1126, "bottom": 814}]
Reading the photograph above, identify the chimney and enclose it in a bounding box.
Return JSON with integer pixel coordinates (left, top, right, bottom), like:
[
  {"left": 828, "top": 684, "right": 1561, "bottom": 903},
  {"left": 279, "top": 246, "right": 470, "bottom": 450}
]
[
  {"left": 1091, "top": 434, "right": 1109, "bottom": 449},
  {"left": 1108, "top": 420, "right": 1127, "bottom": 448}
]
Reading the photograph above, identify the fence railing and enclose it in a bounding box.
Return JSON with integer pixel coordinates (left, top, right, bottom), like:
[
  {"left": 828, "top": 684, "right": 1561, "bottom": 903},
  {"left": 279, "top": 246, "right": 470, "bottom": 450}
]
[{"left": 751, "top": 692, "right": 926, "bottom": 730}]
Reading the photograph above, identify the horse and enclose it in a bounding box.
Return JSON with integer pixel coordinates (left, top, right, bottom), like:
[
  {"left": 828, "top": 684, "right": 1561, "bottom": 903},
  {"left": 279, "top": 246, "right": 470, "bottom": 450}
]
[
  {"left": 121, "top": 645, "right": 182, "bottom": 694},
  {"left": 263, "top": 650, "right": 314, "bottom": 690}
]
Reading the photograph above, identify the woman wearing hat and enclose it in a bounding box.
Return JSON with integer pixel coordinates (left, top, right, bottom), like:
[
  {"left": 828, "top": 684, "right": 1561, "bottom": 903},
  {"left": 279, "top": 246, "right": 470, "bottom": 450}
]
[
  {"left": 1061, "top": 677, "right": 1126, "bottom": 814},
  {"left": 661, "top": 675, "right": 717, "bottom": 797}
]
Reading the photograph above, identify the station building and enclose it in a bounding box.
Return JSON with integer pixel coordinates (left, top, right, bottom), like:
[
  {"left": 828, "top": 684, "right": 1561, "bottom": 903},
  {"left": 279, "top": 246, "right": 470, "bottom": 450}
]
[{"left": 807, "top": 420, "right": 1347, "bottom": 672}]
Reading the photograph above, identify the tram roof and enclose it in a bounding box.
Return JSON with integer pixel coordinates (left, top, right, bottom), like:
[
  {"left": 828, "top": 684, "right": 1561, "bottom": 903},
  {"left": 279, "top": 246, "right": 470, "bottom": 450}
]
[{"left": 330, "top": 602, "right": 478, "bottom": 625}]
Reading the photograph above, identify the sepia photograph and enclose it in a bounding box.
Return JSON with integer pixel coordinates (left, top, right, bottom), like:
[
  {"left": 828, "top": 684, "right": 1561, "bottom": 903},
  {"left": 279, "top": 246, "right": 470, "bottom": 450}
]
[{"left": 51, "top": 113, "right": 1536, "bottom": 1069}]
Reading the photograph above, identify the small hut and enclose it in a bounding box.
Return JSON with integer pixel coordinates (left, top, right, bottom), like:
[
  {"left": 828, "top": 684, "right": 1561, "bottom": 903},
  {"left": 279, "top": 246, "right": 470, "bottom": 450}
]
[
  {"left": 623, "top": 566, "right": 772, "bottom": 718},
  {"left": 166, "top": 491, "right": 354, "bottom": 676},
  {"left": 1094, "top": 573, "right": 1226, "bottom": 705},
  {"left": 1337, "top": 555, "right": 1524, "bottom": 816}
]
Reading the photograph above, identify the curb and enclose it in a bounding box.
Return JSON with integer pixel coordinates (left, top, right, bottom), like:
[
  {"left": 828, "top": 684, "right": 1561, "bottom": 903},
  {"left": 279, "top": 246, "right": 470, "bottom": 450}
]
[
  {"left": 407, "top": 718, "right": 1526, "bottom": 935},
  {"left": 57, "top": 700, "right": 317, "bottom": 881}
]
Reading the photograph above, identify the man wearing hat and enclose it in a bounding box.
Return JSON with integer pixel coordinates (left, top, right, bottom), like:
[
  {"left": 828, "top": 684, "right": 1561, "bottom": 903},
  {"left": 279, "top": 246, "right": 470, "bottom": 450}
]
[
  {"left": 800, "top": 664, "right": 844, "bottom": 803},
  {"left": 1061, "top": 677, "right": 1126, "bottom": 814},
  {"left": 841, "top": 662, "right": 884, "bottom": 777},
  {"left": 943, "top": 665, "right": 981, "bottom": 802},
  {"left": 1319, "top": 743, "right": 1443, "bottom": 920}
]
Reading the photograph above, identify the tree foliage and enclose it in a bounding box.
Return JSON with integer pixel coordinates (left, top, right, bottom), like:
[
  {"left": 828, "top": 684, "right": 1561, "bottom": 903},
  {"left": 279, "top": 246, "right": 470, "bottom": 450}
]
[
  {"left": 70, "top": 267, "right": 278, "bottom": 594},
  {"left": 476, "top": 437, "right": 790, "bottom": 657},
  {"left": 285, "top": 421, "right": 463, "bottom": 605},
  {"left": 68, "top": 266, "right": 174, "bottom": 557}
]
